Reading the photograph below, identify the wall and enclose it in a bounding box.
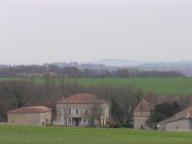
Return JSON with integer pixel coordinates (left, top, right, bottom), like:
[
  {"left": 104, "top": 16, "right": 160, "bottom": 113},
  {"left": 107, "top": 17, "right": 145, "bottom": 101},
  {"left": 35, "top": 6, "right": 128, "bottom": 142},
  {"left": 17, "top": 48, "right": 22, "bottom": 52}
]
[
  {"left": 8, "top": 113, "right": 40, "bottom": 125},
  {"left": 8, "top": 111, "right": 52, "bottom": 126},
  {"left": 134, "top": 111, "right": 151, "bottom": 129},
  {"left": 40, "top": 111, "right": 52, "bottom": 125},
  {"left": 166, "top": 119, "right": 191, "bottom": 132},
  {"left": 56, "top": 103, "right": 110, "bottom": 127}
]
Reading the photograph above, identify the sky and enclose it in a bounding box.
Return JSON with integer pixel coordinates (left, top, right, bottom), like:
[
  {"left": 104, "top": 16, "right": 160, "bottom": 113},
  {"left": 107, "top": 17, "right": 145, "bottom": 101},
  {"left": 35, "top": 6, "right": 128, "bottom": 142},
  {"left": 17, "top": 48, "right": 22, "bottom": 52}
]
[{"left": 0, "top": 0, "right": 192, "bottom": 64}]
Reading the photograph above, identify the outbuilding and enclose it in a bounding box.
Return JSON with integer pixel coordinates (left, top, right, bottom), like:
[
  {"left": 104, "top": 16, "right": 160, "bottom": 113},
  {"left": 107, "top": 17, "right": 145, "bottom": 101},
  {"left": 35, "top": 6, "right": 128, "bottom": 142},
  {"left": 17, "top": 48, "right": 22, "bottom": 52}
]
[
  {"left": 8, "top": 106, "right": 52, "bottom": 126},
  {"left": 158, "top": 106, "right": 192, "bottom": 132}
]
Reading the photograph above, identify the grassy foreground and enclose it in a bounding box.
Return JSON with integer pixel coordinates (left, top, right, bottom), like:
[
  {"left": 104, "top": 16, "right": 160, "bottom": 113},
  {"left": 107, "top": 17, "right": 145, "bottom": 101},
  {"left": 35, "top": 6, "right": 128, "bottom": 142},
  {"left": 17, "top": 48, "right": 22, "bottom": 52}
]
[{"left": 0, "top": 126, "right": 192, "bottom": 144}]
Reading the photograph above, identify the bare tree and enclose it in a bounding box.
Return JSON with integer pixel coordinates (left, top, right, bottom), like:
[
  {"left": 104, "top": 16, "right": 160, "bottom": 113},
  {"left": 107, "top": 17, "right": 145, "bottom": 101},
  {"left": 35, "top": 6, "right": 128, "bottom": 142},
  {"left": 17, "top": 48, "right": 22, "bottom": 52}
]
[
  {"left": 84, "top": 99, "right": 103, "bottom": 127},
  {"left": 7, "top": 80, "right": 33, "bottom": 108}
]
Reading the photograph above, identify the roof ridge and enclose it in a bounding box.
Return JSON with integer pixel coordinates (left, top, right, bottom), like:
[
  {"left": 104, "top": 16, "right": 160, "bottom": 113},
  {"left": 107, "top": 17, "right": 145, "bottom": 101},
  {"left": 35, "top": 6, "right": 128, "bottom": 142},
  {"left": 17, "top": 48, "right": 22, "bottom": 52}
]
[
  {"left": 57, "top": 93, "right": 108, "bottom": 104},
  {"left": 159, "top": 106, "right": 192, "bottom": 123},
  {"left": 8, "top": 106, "right": 51, "bottom": 114}
]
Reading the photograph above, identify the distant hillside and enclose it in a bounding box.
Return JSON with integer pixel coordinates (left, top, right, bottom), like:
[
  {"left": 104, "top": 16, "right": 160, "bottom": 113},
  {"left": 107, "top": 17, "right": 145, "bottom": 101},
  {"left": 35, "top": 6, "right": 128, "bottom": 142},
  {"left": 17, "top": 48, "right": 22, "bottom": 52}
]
[
  {"left": 1, "top": 60, "right": 192, "bottom": 77},
  {"left": 95, "top": 59, "right": 144, "bottom": 67},
  {"left": 94, "top": 59, "right": 192, "bottom": 77},
  {"left": 137, "top": 61, "right": 192, "bottom": 77}
]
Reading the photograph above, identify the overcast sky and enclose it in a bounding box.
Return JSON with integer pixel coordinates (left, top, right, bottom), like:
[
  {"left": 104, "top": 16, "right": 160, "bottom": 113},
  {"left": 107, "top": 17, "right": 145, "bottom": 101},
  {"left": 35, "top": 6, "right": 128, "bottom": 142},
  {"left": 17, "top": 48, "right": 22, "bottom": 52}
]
[{"left": 0, "top": 0, "right": 191, "bottom": 64}]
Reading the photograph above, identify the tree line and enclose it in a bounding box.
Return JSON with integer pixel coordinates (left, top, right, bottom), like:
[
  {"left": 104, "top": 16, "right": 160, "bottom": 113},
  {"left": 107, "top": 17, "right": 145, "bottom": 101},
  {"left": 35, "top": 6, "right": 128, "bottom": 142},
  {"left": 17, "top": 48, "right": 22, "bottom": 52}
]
[{"left": 0, "top": 65, "right": 184, "bottom": 77}]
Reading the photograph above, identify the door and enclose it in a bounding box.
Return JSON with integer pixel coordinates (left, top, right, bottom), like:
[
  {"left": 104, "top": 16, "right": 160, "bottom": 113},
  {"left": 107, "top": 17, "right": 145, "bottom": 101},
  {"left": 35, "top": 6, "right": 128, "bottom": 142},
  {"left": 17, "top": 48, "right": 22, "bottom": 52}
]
[{"left": 73, "top": 118, "right": 81, "bottom": 127}]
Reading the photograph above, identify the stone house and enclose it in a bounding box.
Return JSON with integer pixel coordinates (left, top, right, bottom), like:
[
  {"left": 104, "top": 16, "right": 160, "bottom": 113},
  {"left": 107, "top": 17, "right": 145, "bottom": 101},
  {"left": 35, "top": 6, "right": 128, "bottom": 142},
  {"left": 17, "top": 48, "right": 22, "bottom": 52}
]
[
  {"left": 56, "top": 93, "right": 110, "bottom": 127},
  {"left": 8, "top": 106, "right": 52, "bottom": 126},
  {"left": 158, "top": 106, "right": 192, "bottom": 131}
]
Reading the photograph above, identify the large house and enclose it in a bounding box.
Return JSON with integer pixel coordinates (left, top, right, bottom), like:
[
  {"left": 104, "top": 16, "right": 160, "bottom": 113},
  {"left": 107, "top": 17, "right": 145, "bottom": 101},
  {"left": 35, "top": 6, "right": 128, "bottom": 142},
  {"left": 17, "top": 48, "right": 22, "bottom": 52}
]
[
  {"left": 56, "top": 93, "right": 110, "bottom": 127},
  {"left": 8, "top": 106, "right": 52, "bottom": 126},
  {"left": 158, "top": 106, "right": 192, "bottom": 131}
]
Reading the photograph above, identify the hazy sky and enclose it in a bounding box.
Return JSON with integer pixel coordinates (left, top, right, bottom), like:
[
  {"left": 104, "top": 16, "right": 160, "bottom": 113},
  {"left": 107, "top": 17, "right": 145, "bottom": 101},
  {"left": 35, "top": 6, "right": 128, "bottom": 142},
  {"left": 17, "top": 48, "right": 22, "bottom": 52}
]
[{"left": 0, "top": 0, "right": 191, "bottom": 64}]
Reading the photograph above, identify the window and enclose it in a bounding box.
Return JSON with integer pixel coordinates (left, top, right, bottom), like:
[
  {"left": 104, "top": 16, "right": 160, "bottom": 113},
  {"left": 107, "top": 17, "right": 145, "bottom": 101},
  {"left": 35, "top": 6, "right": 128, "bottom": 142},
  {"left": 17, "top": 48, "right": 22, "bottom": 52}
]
[
  {"left": 76, "top": 108, "right": 79, "bottom": 114},
  {"left": 70, "top": 108, "right": 79, "bottom": 115},
  {"left": 69, "top": 109, "right": 72, "bottom": 115}
]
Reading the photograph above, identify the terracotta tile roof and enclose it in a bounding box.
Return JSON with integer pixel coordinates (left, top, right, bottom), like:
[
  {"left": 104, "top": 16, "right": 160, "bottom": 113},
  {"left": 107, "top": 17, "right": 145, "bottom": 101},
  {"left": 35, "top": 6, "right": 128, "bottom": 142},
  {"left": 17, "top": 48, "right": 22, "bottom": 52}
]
[
  {"left": 57, "top": 93, "right": 109, "bottom": 104},
  {"left": 8, "top": 106, "right": 51, "bottom": 114},
  {"left": 165, "top": 106, "right": 192, "bottom": 123}
]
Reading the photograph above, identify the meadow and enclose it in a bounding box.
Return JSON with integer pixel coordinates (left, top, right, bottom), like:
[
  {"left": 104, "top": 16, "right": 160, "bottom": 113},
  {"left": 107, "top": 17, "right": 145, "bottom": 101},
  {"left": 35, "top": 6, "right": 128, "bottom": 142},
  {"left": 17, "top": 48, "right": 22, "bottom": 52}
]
[
  {"left": 1, "top": 77, "right": 192, "bottom": 95},
  {"left": 0, "top": 126, "right": 192, "bottom": 144}
]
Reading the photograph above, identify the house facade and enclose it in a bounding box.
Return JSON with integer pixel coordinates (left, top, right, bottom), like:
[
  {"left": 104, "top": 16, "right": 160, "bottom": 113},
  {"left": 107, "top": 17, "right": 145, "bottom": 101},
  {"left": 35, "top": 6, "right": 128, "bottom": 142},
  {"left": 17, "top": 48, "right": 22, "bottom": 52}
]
[
  {"left": 56, "top": 93, "right": 110, "bottom": 127},
  {"left": 8, "top": 106, "right": 52, "bottom": 126},
  {"left": 158, "top": 106, "right": 192, "bottom": 131}
]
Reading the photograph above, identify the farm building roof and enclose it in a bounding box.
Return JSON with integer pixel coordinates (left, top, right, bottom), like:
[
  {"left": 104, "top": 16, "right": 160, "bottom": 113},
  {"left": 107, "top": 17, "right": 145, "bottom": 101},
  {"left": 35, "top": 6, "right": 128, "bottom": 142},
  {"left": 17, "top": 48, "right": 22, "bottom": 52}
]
[
  {"left": 164, "top": 106, "right": 192, "bottom": 123},
  {"left": 8, "top": 106, "right": 51, "bottom": 114},
  {"left": 57, "top": 93, "right": 109, "bottom": 104}
]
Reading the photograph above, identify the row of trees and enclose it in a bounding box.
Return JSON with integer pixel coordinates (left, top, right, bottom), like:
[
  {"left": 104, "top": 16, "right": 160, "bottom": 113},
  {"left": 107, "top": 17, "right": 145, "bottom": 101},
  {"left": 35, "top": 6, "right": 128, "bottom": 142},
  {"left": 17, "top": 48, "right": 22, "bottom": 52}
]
[
  {"left": 0, "top": 78, "right": 191, "bottom": 127},
  {"left": 0, "top": 65, "right": 184, "bottom": 77}
]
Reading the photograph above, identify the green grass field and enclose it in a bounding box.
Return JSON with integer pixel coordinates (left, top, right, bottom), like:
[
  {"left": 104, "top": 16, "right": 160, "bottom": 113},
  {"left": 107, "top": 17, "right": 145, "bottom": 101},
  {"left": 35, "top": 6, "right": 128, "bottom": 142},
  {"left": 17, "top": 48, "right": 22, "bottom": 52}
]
[
  {"left": 0, "top": 126, "right": 192, "bottom": 144},
  {"left": 73, "top": 77, "right": 192, "bottom": 95},
  {"left": 1, "top": 77, "right": 192, "bottom": 95}
]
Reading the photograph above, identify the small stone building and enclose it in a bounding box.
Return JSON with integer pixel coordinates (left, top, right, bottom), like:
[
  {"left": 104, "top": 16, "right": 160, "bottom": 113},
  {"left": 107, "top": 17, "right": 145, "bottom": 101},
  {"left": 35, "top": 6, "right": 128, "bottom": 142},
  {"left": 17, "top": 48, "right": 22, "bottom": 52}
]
[
  {"left": 133, "top": 95, "right": 172, "bottom": 129},
  {"left": 134, "top": 99, "right": 152, "bottom": 129},
  {"left": 56, "top": 93, "right": 110, "bottom": 127},
  {"left": 8, "top": 106, "right": 52, "bottom": 126},
  {"left": 158, "top": 106, "right": 192, "bottom": 132}
]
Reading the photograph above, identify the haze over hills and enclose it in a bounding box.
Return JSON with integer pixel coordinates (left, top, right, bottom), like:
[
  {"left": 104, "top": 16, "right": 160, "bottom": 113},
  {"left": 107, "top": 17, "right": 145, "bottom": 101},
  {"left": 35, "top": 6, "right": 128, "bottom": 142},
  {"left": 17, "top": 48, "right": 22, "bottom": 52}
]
[
  {"left": 94, "top": 59, "right": 145, "bottom": 67},
  {"left": 93, "top": 59, "right": 192, "bottom": 76},
  {"left": 94, "top": 59, "right": 192, "bottom": 67},
  {"left": 42, "top": 59, "right": 192, "bottom": 77},
  {"left": 1, "top": 59, "right": 192, "bottom": 76},
  {"left": 138, "top": 61, "right": 192, "bottom": 77}
]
